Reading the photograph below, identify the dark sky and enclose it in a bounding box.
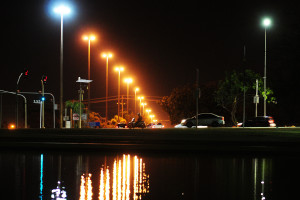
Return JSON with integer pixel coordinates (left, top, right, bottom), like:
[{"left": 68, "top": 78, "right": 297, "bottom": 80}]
[{"left": 1, "top": 0, "right": 300, "bottom": 123}]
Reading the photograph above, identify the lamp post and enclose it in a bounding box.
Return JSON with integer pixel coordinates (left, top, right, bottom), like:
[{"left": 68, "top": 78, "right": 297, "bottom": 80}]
[
  {"left": 145, "top": 109, "right": 151, "bottom": 116},
  {"left": 114, "top": 67, "right": 124, "bottom": 122},
  {"left": 134, "top": 88, "right": 139, "bottom": 114},
  {"left": 262, "top": 18, "right": 271, "bottom": 116},
  {"left": 76, "top": 77, "right": 92, "bottom": 128},
  {"left": 83, "top": 35, "right": 95, "bottom": 122},
  {"left": 102, "top": 53, "right": 113, "bottom": 124},
  {"left": 137, "top": 96, "right": 144, "bottom": 114},
  {"left": 141, "top": 102, "right": 147, "bottom": 116},
  {"left": 54, "top": 5, "right": 71, "bottom": 128},
  {"left": 150, "top": 115, "right": 155, "bottom": 123},
  {"left": 124, "top": 78, "right": 133, "bottom": 114}
]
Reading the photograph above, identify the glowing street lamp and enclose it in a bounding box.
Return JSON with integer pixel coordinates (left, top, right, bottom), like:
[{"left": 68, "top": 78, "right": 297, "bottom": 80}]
[
  {"left": 102, "top": 53, "right": 113, "bottom": 124},
  {"left": 124, "top": 78, "right": 133, "bottom": 114},
  {"left": 141, "top": 102, "right": 147, "bottom": 116},
  {"left": 137, "top": 96, "right": 144, "bottom": 114},
  {"left": 53, "top": 5, "right": 71, "bottom": 128},
  {"left": 145, "top": 109, "right": 151, "bottom": 116},
  {"left": 150, "top": 115, "right": 155, "bottom": 123},
  {"left": 83, "top": 35, "right": 96, "bottom": 121},
  {"left": 114, "top": 66, "right": 124, "bottom": 121},
  {"left": 134, "top": 88, "right": 139, "bottom": 114},
  {"left": 262, "top": 17, "right": 272, "bottom": 116}
]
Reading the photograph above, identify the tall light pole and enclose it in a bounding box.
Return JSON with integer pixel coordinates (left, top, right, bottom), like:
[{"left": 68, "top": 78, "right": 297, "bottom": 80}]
[
  {"left": 124, "top": 78, "right": 133, "bottom": 114},
  {"left": 145, "top": 109, "right": 151, "bottom": 116},
  {"left": 102, "top": 53, "right": 113, "bottom": 124},
  {"left": 150, "top": 115, "right": 155, "bottom": 123},
  {"left": 134, "top": 88, "right": 139, "bottom": 114},
  {"left": 83, "top": 35, "right": 95, "bottom": 123},
  {"left": 114, "top": 66, "right": 124, "bottom": 122},
  {"left": 54, "top": 5, "right": 71, "bottom": 128},
  {"left": 141, "top": 102, "right": 147, "bottom": 116},
  {"left": 137, "top": 96, "right": 144, "bottom": 114},
  {"left": 262, "top": 18, "right": 271, "bottom": 117}
]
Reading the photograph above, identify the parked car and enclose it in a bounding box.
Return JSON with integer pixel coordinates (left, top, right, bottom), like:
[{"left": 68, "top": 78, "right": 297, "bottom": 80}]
[
  {"left": 181, "top": 113, "right": 225, "bottom": 128},
  {"left": 116, "top": 123, "right": 127, "bottom": 128},
  {"left": 148, "top": 122, "right": 164, "bottom": 128},
  {"left": 237, "top": 116, "right": 276, "bottom": 127}
]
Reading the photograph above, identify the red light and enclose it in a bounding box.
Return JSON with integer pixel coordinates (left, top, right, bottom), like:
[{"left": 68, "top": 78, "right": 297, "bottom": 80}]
[
  {"left": 268, "top": 119, "right": 274, "bottom": 124},
  {"left": 222, "top": 117, "right": 224, "bottom": 121}
]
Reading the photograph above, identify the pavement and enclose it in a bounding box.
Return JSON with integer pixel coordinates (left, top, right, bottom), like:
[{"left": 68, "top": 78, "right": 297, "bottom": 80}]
[{"left": 1, "top": 127, "right": 300, "bottom": 153}]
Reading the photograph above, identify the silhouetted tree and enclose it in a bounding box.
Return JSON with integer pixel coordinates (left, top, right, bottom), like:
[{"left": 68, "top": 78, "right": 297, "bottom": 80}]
[{"left": 214, "top": 69, "right": 276, "bottom": 126}]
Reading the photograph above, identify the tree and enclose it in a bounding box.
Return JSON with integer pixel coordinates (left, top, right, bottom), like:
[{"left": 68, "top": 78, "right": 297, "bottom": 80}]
[
  {"left": 159, "top": 83, "right": 219, "bottom": 125},
  {"left": 159, "top": 83, "right": 195, "bottom": 124},
  {"left": 110, "top": 115, "right": 126, "bottom": 126},
  {"left": 65, "top": 100, "right": 86, "bottom": 128},
  {"left": 214, "top": 69, "right": 276, "bottom": 126}
]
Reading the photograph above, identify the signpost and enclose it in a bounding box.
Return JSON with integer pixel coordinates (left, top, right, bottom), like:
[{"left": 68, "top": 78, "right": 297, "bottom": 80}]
[
  {"left": 33, "top": 99, "right": 42, "bottom": 128},
  {"left": 76, "top": 77, "right": 92, "bottom": 128}
]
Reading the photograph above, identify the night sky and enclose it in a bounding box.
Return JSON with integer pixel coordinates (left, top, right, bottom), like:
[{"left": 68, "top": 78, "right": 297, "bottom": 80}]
[{"left": 1, "top": 0, "right": 300, "bottom": 125}]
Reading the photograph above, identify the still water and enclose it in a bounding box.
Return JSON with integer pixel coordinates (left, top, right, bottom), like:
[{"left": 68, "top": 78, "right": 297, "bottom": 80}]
[{"left": 1, "top": 150, "right": 299, "bottom": 200}]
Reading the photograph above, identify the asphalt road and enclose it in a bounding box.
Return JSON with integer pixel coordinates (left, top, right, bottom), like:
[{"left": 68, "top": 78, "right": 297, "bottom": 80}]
[{"left": 1, "top": 127, "right": 300, "bottom": 153}]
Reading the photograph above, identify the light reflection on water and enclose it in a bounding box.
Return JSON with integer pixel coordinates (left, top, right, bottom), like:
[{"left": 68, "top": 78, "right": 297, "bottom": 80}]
[
  {"left": 79, "top": 154, "right": 149, "bottom": 200},
  {"left": 2, "top": 151, "right": 300, "bottom": 199}
]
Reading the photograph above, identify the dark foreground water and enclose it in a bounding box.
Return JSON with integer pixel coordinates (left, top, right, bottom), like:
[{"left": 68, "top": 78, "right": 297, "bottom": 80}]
[{"left": 1, "top": 150, "right": 299, "bottom": 200}]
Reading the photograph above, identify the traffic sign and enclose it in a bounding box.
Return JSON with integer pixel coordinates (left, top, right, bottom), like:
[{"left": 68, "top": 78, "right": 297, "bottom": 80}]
[{"left": 73, "top": 113, "right": 79, "bottom": 121}]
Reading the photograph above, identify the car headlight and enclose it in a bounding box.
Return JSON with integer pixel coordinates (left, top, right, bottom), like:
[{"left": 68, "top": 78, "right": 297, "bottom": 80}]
[{"left": 181, "top": 119, "right": 186, "bottom": 124}]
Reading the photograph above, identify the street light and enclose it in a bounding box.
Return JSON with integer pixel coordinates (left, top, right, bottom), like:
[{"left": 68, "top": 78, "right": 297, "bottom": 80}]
[
  {"left": 262, "top": 17, "right": 271, "bottom": 116},
  {"left": 150, "top": 115, "right": 155, "bottom": 123},
  {"left": 102, "top": 53, "right": 113, "bottom": 124},
  {"left": 114, "top": 66, "right": 124, "bottom": 122},
  {"left": 145, "top": 109, "right": 151, "bottom": 116},
  {"left": 141, "top": 102, "right": 147, "bottom": 116},
  {"left": 124, "top": 78, "right": 133, "bottom": 114},
  {"left": 134, "top": 87, "right": 139, "bottom": 114},
  {"left": 83, "top": 35, "right": 96, "bottom": 122},
  {"left": 137, "top": 96, "right": 144, "bottom": 114},
  {"left": 54, "top": 5, "right": 71, "bottom": 128}
]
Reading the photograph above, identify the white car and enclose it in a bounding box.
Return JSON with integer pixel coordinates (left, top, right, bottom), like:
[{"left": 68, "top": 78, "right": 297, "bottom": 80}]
[
  {"left": 149, "top": 122, "right": 164, "bottom": 128},
  {"left": 181, "top": 113, "right": 225, "bottom": 128}
]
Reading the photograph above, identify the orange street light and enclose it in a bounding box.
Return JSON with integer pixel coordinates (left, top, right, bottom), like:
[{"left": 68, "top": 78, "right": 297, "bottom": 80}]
[
  {"left": 137, "top": 96, "right": 144, "bottom": 114},
  {"left": 102, "top": 52, "right": 113, "bottom": 124},
  {"left": 114, "top": 67, "right": 124, "bottom": 121},
  {"left": 150, "top": 115, "right": 155, "bottom": 123},
  {"left": 83, "top": 35, "right": 96, "bottom": 121},
  {"left": 124, "top": 78, "right": 133, "bottom": 114},
  {"left": 145, "top": 109, "right": 151, "bottom": 116},
  {"left": 134, "top": 87, "right": 139, "bottom": 114},
  {"left": 141, "top": 102, "right": 147, "bottom": 116}
]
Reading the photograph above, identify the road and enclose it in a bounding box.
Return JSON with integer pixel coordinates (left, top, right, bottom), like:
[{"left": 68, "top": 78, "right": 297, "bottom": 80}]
[{"left": 1, "top": 127, "right": 300, "bottom": 153}]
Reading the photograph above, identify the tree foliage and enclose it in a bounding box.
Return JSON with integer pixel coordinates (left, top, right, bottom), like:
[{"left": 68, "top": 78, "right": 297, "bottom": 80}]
[
  {"left": 159, "top": 83, "right": 219, "bottom": 125},
  {"left": 65, "top": 100, "right": 85, "bottom": 114},
  {"left": 214, "top": 69, "right": 276, "bottom": 126}
]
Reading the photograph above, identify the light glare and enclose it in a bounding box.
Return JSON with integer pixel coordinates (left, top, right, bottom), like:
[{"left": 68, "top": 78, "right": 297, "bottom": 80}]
[
  {"left": 263, "top": 18, "right": 271, "bottom": 27},
  {"left": 115, "top": 67, "right": 124, "bottom": 72},
  {"left": 54, "top": 5, "right": 71, "bottom": 14},
  {"left": 124, "top": 78, "right": 133, "bottom": 83},
  {"left": 102, "top": 53, "right": 113, "bottom": 58}
]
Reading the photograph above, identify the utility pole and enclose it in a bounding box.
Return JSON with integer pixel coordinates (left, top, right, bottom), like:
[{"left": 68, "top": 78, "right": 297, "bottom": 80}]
[
  {"left": 255, "top": 79, "right": 259, "bottom": 117},
  {"left": 242, "top": 46, "right": 246, "bottom": 128},
  {"left": 76, "top": 77, "right": 92, "bottom": 128},
  {"left": 196, "top": 68, "right": 199, "bottom": 129},
  {"left": 41, "top": 80, "right": 45, "bottom": 128}
]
